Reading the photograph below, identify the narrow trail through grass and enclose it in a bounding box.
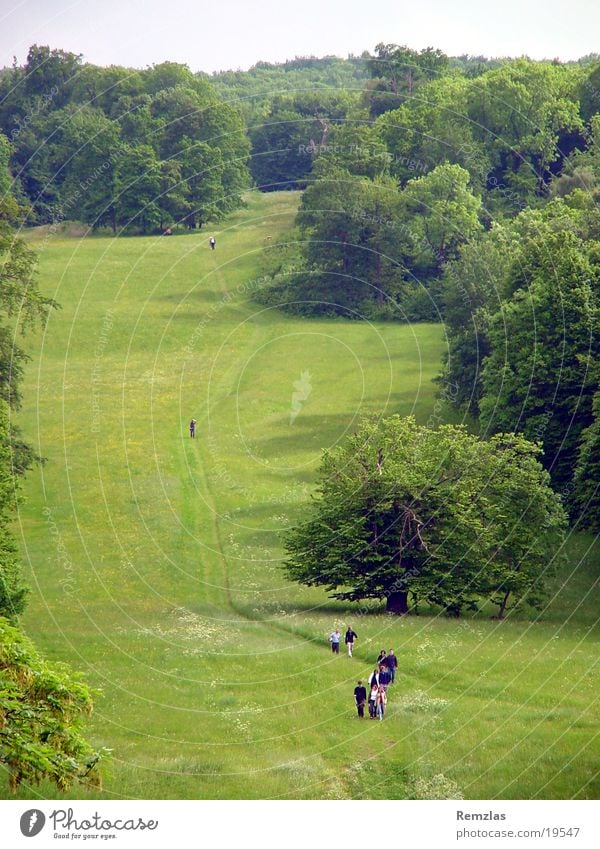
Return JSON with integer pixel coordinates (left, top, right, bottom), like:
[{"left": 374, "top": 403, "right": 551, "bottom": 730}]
[{"left": 3, "top": 191, "right": 597, "bottom": 801}]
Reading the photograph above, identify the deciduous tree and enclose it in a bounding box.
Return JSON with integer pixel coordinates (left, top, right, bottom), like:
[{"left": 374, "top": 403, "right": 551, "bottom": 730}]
[{"left": 285, "top": 416, "right": 566, "bottom": 617}]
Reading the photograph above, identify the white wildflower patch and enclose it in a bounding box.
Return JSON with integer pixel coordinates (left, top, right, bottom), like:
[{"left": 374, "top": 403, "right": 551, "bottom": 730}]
[
  {"left": 408, "top": 772, "right": 464, "bottom": 800},
  {"left": 413, "top": 634, "right": 462, "bottom": 666},
  {"left": 399, "top": 690, "right": 449, "bottom": 712},
  {"left": 130, "top": 607, "right": 234, "bottom": 654}
]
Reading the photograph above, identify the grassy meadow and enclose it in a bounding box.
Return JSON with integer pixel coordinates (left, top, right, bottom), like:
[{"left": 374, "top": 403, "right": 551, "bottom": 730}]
[{"left": 1, "top": 191, "right": 598, "bottom": 800}]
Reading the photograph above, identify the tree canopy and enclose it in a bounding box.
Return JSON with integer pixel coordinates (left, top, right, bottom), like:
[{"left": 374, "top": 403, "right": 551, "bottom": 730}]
[
  {"left": 0, "top": 617, "right": 106, "bottom": 792},
  {"left": 285, "top": 416, "right": 566, "bottom": 618}
]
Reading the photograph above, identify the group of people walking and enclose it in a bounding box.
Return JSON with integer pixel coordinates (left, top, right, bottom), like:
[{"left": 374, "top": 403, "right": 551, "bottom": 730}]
[
  {"left": 329, "top": 626, "right": 358, "bottom": 657},
  {"left": 355, "top": 649, "right": 398, "bottom": 720},
  {"left": 329, "top": 628, "right": 398, "bottom": 721}
]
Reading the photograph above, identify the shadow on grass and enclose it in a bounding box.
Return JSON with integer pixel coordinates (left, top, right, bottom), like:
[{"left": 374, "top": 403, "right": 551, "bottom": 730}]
[{"left": 253, "top": 412, "right": 365, "bottom": 457}]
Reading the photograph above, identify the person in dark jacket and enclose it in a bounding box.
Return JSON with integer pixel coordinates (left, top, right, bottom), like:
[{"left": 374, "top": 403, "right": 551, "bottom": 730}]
[
  {"left": 385, "top": 649, "right": 398, "bottom": 684},
  {"left": 378, "top": 664, "right": 391, "bottom": 691},
  {"left": 345, "top": 626, "right": 357, "bottom": 657},
  {"left": 377, "top": 649, "right": 387, "bottom": 666},
  {"left": 354, "top": 680, "right": 367, "bottom": 718}
]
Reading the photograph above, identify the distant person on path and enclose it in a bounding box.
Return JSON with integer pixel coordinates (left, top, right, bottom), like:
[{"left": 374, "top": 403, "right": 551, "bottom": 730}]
[
  {"left": 329, "top": 628, "right": 341, "bottom": 654},
  {"left": 189, "top": 418, "right": 196, "bottom": 438},
  {"left": 368, "top": 683, "right": 378, "bottom": 719},
  {"left": 209, "top": 236, "right": 216, "bottom": 250},
  {"left": 385, "top": 649, "right": 398, "bottom": 684},
  {"left": 376, "top": 685, "right": 387, "bottom": 720},
  {"left": 345, "top": 626, "right": 357, "bottom": 657},
  {"left": 377, "top": 649, "right": 387, "bottom": 666},
  {"left": 354, "top": 680, "right": 367, "bottom": 718}
]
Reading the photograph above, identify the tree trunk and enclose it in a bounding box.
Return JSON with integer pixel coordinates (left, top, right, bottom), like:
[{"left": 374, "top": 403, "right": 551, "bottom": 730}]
[
  {"left": 497, "top": 589, "right": 511, "bottom": 620},
  {"left": 342, "top": 234, "right": 349, "bottom": 274},
  {"left": 386, "top": 590, "right": 409, "bottom": 615},
  {"left": 375, "top": 252, "right": 384, "bottom": 305}
]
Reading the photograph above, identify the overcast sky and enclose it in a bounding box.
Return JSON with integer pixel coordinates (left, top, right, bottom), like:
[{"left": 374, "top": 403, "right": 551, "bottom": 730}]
[{"left": 0, "top": 0, "right": 599, "bottom": 72}]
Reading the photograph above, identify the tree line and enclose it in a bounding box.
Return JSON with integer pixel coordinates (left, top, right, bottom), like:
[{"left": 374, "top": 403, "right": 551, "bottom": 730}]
[
  {"left": 251, "top": 48, "right": 599, "bottom": 536},
  {"left": 0, "top": 46, "right": 250, "bottom": 232},
  {"left": 251, "top": 48, "right": 599, "bottom": 609},
  {"left": 0, "top": 159, "right": 104, "bottom": 791}
]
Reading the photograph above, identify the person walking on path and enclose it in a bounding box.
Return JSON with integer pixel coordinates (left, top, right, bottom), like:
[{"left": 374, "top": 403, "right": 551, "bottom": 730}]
[
  {"left": 368, "top": 683, "right": 378, "bottom": 719},
  {"left": 377, "top": 649, "right": 387, "bottom": 666},
  {"left": 376, "top": 685, "right": 387, "bottom": 720},
  {"left": 345, "top": 626, "right": 357, "bottom": 657},
  {"left": 189, "top": 418, "right": 196, "bottom": 438},
  {"left": 329, "top": 628, "right": 341, "bottom": 654},
  {"left": 385, "top": 649, "right": 398, "bottom": 684},
  {"left": 209, "top": 236, "right": 216, "bottom": 250},
  {"left": 378, "top": 664, "right": 391, "bottom": 692},
  {"left": 368, "top": 667, "right": 380, "bottom": 690},
  {"left": 354, "top": 680, "right": 367, "bottom": 718}
]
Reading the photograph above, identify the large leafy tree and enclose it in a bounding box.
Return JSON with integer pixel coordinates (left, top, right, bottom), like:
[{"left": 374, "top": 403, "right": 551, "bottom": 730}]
[
  {"left": 573, "top": 388, "right": 600, "bottom": 530},
  {"left": 22, "top": 45, "right": 82, "bottom": 106},
  {"left": 439, "top": 223, "right": 517, "bottom": 415},
  {"left": 377, "top": 75, "right": 491, "bottom": 188},
  {"left": 466, "top": 60, "right": 583, "bottom": 204},
  {"left": 579, "top": 62, "right": 600, "bottom": 123},
  {"left": 479, "top": 231, "right": 599, "bottom": 493},
  {"left": 314, "top": 122, "right": 391, "bottom": 181},
  {"left": 294, "top": 167, "right": 404, "bottom": 313},
  {"left": 114, "top": 143, "right": 161, "bottom": 233},
  {"left": 0, "top": 401, "right": 26, "bottom": 617},
  {"left": 440, "top": 197, "right": 599, "bottom": 416},
  {"left": 0, "top": 617, "right": 106, "bottom": 792},
  {"left": 364, "top": 43, "right": 449, "bottom": 116},
  {"left": 0, "top": 190, "right": 56, "bottom": 418},
  {"left": 399, "top": 163, "right": 483, "bottom": 275},
  {"left": 42, "top": 106, "right": 122, "bottom": 229},
  {"left": 268, "top": 162, "right": 482, "bottom": 318},
  {"left": 0, "top": 156, "right": 104, "bottom": 793},
  {"left": 0, "top": 175, "right": 56, "bottom": 608},
  {"left": 285, "top": 416, "right": 566, "bottom": 617},
  {"left": 151, "top": 85, "right": 250, "bottom": 209},
  {"left": 175, "top": 138, "right": 225, "bottom": 229},
  {"left": 249, "top": 105, "right": 322, "bottom": 191}
]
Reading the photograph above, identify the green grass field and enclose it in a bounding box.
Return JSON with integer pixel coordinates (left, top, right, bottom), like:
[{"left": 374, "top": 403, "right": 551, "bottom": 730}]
[{"left": 2, "top": 191, "right": 598, "bottom": 800}]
